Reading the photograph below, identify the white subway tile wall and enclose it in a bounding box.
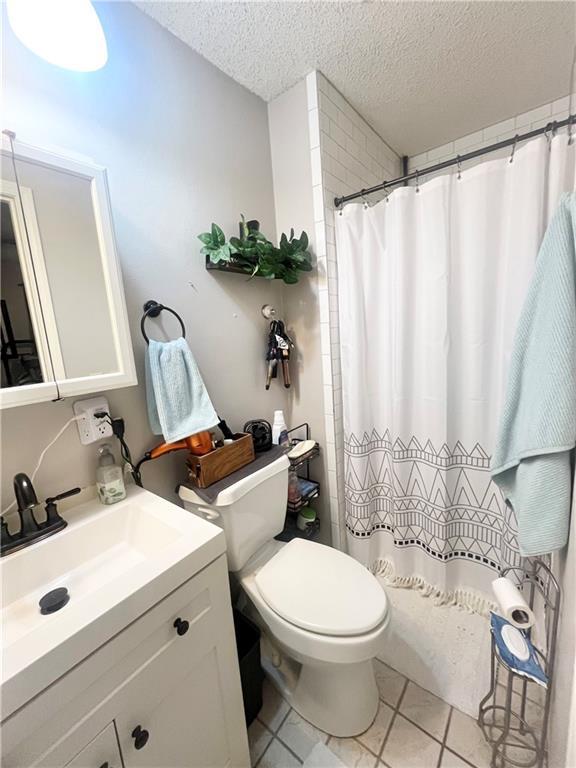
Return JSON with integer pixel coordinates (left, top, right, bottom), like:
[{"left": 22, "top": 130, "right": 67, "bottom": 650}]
[
  {"left": 408, "top": 95, "right": 575, "bottom": 174},
  {"left": 305, "top": 71, "right": 402, "bottom": 546}
]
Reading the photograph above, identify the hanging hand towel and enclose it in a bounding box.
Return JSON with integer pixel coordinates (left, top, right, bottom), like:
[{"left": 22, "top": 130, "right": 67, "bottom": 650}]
[
  {"left": 146, "top": 337, "right": 218, "bottom": 443},
  {"left": 491, "top": 193, "right": 576, "bottom": 556}
]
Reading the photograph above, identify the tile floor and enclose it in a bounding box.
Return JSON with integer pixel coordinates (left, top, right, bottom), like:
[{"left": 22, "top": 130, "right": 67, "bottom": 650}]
[{"left": 248, "top": 661, "right": 499, "bottom": 768}]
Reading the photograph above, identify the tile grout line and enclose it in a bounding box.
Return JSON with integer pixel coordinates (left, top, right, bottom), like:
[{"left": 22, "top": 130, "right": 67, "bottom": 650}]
[
  {"left": 253, "top": 705, "right": 300, "bottom": 768},
  {"left": 435, "top": 706, "right": 453, "bottom": 768},
  {"left": 436, "top": 707, "right": 484, "bottom": 768},
  {"left": 375, "top": 677, "right": 410, "bottom": 764},
  {"left": 273, "top": 734, "right": 304, "bottom": 766},
  {"left": 273, "top": 708, "right": 307, "bottom": 766}
]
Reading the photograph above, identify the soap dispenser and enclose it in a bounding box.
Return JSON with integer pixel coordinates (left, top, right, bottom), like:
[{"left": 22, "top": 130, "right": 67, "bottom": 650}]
[{"left": 96, "top": 443, "right": 126, "bottom": 505}]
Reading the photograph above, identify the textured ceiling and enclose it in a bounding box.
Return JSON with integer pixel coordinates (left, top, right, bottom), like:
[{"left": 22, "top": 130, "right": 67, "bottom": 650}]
[{"left": 137, "top": 1, "right": 575, "bottom": 156}]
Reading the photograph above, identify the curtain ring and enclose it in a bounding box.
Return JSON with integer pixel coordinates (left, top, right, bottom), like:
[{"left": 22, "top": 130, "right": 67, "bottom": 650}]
[
  {"left": 415, "top": 170, "right": 420, "bottom": 193},
  {"left": 568, "top": 114, "right": 574, "bottom": 147},
  {"left": 383, "top": 182, "right": 391, "bottom": 204},
  {"left": 544, "top": 123, "right": 554, "bottom": 148},
  {"left": 361, "top": 190, "right": 369, "bottom": 209},
  {"left": 509, "top": 135, "right": 519, "bottom": 164},
  {"left": 456, "top": 155, "right": 462, "bottom": 181}
]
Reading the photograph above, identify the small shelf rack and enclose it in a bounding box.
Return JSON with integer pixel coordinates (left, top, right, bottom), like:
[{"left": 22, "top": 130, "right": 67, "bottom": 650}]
[{"left": 275, "top": 422, "right": 321, "bottom": 542}]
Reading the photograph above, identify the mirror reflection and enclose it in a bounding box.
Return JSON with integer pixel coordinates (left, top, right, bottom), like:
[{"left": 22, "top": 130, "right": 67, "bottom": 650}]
[{"left": 1, "top": 200, "right": 44, "bottom": 387}]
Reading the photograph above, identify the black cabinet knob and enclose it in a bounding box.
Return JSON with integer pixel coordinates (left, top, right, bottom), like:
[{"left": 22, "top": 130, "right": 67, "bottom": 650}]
[
  {"left": 98, "top": 763, "right": 109, "bottom": 768},
  {"left": 173, "top": 617, "right": 189, "bottom": 636},
  {"left": 131, "top": 725, "right": 149, "bottom": 750}
]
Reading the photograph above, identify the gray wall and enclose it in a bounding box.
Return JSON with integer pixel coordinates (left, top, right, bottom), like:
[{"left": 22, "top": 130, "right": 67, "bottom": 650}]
[{"left": 1, "top": 1, "right": 287, "bottom": 510}]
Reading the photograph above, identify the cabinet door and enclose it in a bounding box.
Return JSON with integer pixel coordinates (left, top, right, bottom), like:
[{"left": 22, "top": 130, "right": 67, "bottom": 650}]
[
  {"left": 114, "top": 556, "right": 249, "bottom": 768},
  {"left": 64, "top": 723, "right": 122, "bottom": 768},
  {"left": 117, "top": 648, "right": 234, "bottom": 768}
]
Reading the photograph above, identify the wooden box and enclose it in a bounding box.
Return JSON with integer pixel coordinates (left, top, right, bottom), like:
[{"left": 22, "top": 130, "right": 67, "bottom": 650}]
[{"left": 186, "top": 433, "right": 255, "bottom": 488}]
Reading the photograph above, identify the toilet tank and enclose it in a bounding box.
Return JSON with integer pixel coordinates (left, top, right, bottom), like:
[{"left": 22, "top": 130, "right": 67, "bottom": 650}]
[{"left": 178, "top": 455, "right": 289, "bottom": 571}]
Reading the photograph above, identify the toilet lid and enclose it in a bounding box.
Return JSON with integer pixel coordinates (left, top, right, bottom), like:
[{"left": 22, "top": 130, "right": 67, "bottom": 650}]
[{"left": 254, "top": 539, "right": 388, "bottom": 636}]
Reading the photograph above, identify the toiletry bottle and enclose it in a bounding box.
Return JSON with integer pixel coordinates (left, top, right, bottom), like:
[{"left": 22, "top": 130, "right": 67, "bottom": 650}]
[
  {"left": 272, "top": 410, "right": 289, "bottom": 445},
  {"left": 288, "top": 468, "right": 302, "bottom": 506},
  {"left": 96, "top": 443, "right": 126, "bottom": 505}
]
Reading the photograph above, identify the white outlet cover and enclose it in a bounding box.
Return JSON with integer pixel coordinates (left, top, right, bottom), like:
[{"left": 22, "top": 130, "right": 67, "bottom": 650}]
[{"left": 73, "top": 396, "right": 113, "bottom": 445}]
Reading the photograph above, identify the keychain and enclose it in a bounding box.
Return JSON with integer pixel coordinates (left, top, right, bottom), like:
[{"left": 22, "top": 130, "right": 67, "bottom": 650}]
[{"left": 265, "top": 320, "right": 294, "bottom": 389}]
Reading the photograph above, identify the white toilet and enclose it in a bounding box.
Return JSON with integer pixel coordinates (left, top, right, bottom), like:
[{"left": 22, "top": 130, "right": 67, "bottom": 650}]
[{"left": 178, "top": 455, "right": 390, "bottom": 737}]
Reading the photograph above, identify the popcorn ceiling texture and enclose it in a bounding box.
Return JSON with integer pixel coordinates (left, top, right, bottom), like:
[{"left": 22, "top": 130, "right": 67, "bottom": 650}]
[{"left": 137, "top": 1, "right": 574, "bottom": 156}]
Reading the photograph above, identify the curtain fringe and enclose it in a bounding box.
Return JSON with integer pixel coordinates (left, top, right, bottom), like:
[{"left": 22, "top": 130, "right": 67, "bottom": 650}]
[{"left": 370, "top": 558, "right": 496, "bottom": 617}]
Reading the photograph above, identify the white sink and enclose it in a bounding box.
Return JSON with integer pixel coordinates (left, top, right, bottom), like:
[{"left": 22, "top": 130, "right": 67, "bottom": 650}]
[{"left": 1, "top": 486, "right": 225, "bottom": 718}]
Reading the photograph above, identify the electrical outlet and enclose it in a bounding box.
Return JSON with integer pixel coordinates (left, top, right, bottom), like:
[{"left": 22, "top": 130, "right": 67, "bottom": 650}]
[{"left": 73, "top": 396, "right": 113, "bottom": 445}]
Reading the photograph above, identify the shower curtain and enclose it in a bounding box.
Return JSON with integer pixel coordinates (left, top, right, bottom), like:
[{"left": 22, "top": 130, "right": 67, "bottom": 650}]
[{"left": 335, "top": 134, "right": 575, "bottom": 608}]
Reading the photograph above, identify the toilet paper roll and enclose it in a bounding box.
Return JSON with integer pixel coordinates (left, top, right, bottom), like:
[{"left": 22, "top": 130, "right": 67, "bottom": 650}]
[{"left": 492, "top": 577, "right": 536, "bottom": 629}]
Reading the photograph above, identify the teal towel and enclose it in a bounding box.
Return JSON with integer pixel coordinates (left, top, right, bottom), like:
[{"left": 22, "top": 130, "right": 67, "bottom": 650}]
[
  {"left": 491, "top": 193, "right": 576, "bottom": 556},
  {"left": 146, "top": 337, "right": 218, "bottom": 443}
]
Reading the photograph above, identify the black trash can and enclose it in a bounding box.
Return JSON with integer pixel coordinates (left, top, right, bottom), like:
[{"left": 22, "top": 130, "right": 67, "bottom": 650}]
[{"left": 233, "top": 609, "right": 264, "bottom": 726}]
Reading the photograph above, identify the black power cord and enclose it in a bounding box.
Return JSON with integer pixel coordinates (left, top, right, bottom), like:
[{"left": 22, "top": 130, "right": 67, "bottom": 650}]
[{"left": 95, "top": 411, "right": 143, "bottom": 487}]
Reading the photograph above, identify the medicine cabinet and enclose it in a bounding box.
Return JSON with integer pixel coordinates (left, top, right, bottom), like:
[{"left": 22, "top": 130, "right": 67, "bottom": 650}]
[{"left": 0, "top": 137, "right": 136, "bottom": 408}]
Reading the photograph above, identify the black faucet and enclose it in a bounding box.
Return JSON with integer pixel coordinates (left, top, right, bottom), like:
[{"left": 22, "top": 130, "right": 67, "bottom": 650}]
[
  {"left": 13, "top": 473, "right": 41, "bottom": 535},
  {"left": 1, "top": 475, "right": 81, "bottom": 557}
]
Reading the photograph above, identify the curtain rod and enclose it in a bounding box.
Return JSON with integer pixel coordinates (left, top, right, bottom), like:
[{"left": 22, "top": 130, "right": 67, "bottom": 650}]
[{"left": 334, "top": 114, "right": 575, "bottom": 208}]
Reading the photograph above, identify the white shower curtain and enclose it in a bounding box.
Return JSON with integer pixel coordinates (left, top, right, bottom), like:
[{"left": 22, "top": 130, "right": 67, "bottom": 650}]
[{"left": 335, "top": 134, "right": 575, "bottom": 608}]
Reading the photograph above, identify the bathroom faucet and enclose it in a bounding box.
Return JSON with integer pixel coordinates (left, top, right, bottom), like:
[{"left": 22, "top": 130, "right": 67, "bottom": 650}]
[
  {"left": 13, "top": 473, "right": 41, "bottom": 536},
  {"left": 1, "top": 474, "right": 80, "bottom": 557}
]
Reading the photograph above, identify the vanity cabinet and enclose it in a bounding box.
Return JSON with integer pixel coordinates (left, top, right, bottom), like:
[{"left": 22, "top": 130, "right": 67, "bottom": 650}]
[{"left": 2, "top": 554, "right": 250, "bottom": 768}]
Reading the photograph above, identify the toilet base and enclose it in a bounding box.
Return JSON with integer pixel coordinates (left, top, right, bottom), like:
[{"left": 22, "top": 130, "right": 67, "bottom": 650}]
[
  {"left": 292, "top": 658, "right": 379, "bottom": 737},
  {"left": 262, "top": 642, "right": 379, "bottom": 737}
]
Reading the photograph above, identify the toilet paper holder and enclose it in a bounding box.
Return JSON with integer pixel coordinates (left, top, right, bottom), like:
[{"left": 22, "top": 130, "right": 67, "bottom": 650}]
[{"left": 478, "top": 558, "right": 561, "bottom": 768}]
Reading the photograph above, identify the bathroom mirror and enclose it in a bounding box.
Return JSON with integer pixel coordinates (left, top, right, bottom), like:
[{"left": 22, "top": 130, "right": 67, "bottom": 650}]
[{"left": 0, "top": 138, "right": 136, "bottom": 408}]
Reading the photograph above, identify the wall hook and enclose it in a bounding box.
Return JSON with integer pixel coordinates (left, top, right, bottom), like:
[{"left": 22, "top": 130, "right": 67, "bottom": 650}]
[{"left": 261, "top": 304, "right": 276, "bottom": 320}]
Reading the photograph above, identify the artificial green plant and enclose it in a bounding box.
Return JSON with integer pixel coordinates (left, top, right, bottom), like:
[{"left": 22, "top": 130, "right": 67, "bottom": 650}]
[{"left": 198, "top": 215, "right": 313, "bottom": 284}]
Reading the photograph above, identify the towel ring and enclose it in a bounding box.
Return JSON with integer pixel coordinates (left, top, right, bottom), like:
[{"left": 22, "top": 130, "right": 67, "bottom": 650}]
[{"left": 140, "top": 300, "right": 186, "bottom": 344}]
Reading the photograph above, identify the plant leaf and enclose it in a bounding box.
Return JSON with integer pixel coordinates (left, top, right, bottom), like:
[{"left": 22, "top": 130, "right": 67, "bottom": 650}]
[
  {"left": 210, "top": 250, "right": 223, "bottom": 264},
  {"left": 198, "top": 232, "right": 213, "bottom": 245},
  {"left": 212, "top": 223, "right": 225, "bottom": 246}
]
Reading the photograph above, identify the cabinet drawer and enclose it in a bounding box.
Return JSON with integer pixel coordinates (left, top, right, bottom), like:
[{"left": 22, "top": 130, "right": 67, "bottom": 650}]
[
  {"left": 3, "top": 556, "right": 230, "bottom": 764},
  {"left": 18, "top": 722, "right": 122, "bottom": 768},
  {"left": 64, "top": 723, "right": 122, "bottom": 768}
]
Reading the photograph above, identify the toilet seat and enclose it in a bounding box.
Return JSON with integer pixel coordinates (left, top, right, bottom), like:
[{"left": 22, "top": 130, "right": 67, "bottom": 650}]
[{"left": 254, "top": 539, "right": 388, "bottom": 637}]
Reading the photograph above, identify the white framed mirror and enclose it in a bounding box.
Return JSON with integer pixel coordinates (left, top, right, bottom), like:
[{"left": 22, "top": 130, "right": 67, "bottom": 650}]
[{"left": 0, "top": 137, "right": 136, "bottom": 408}]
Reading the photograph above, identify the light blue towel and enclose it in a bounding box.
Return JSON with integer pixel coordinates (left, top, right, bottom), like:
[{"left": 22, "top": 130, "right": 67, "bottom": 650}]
[
  {"left": 491, "top": 193, "right": 576, "bottom": 556},
  {"left": 146, "top": 337, "right": 218, "bottom": 443}
]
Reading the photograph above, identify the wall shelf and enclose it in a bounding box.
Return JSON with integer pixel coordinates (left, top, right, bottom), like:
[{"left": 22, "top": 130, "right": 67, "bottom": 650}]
[{"left": 205, "top": 257, "right": 280, "bottom": 279}]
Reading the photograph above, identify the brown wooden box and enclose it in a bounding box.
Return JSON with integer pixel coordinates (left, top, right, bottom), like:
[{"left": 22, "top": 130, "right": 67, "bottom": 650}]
[{"left": 186, "top": 433, "right": 255, "bottom": 488}]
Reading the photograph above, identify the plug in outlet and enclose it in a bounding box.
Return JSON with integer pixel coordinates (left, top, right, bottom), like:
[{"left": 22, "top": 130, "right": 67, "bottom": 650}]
[{"left": 73, "top": 397, "right": 113, "bottom": 445}]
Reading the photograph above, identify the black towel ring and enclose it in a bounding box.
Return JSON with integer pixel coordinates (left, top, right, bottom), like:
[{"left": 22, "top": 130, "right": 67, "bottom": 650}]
[{"left": 140, "top": 300, "right": 186, "bottom": 344}]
